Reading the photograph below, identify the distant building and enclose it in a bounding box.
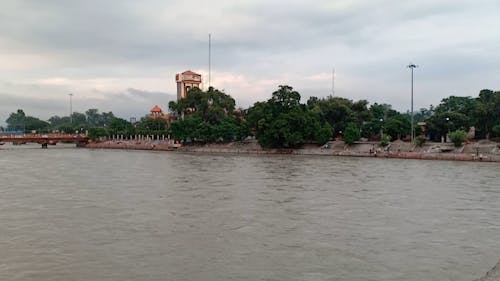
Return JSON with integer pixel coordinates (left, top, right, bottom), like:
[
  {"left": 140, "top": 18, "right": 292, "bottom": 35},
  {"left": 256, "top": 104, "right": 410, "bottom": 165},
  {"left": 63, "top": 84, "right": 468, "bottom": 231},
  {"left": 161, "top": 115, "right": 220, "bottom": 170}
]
[
  {"left": 149, "top": 105, "right": 176, "bottom": 125},
  {"left": 150, "top": 105, "right": 164, "bottom": 119},
  {"left": 176, "top": 70, "right": 202, "bottom": 101}
]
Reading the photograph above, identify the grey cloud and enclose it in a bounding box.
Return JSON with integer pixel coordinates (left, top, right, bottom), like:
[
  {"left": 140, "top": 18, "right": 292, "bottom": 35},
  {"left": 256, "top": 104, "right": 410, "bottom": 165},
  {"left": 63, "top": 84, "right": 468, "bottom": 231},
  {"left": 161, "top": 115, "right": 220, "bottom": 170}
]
[
  {"left": 0, "top": 0, "right": 499, "bottom": 117},
  {"left": 0, "top": 86, "right": 175, "bottom": 125}
]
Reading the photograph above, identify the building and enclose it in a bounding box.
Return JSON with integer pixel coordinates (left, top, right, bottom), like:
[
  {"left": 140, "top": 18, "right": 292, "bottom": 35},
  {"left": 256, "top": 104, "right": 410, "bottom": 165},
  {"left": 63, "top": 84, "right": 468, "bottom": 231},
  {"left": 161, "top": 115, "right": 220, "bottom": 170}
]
[
  {"left": 176, "top": 70, "right": 202, "bottom": 101},
  {"left": 149, "top": 105, "right": 176, "bottom": 125},
  {"left": 150, "top": 105, "right": 164, "bottom": 119}
]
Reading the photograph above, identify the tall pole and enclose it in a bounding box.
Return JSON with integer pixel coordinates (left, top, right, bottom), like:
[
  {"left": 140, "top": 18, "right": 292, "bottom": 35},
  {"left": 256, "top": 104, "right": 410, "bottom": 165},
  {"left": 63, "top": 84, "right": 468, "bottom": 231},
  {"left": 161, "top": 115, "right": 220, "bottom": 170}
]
[
  {"left": 69, "top": 93, "right": 73, "bottom": 124},
  {"left": 332, "top": 68, "right": 335, "bottom": 96},
  {"left": 208, "top": 33, "right": 211, "bottom": 89},
  {"left": 407, "top": 63, "right": 417, "bottom": 142}
]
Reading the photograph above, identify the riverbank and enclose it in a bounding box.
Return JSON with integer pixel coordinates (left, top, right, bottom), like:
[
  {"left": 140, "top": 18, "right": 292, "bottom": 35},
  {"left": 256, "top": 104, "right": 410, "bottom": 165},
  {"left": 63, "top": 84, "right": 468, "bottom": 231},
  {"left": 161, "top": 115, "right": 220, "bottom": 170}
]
[
  {"left": 85, "top": 140, "right": 175, "bottom": 151},
  {"left": 84, "top": 139, "right": 500, "bottom": 162}
]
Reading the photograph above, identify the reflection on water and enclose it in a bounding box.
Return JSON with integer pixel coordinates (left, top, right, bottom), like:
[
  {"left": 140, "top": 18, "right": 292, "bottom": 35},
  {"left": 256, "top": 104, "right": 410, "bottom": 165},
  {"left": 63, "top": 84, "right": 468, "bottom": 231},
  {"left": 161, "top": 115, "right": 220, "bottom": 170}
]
[{"left": 1, "top": 146, "right": 499, "bottom": 281}]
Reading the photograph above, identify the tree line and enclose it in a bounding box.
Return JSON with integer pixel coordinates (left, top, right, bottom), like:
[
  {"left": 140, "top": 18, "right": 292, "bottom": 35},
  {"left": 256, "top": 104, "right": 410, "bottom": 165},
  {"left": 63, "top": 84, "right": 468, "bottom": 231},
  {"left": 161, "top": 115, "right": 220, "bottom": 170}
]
[
  {"left": 2, "top": 108, "right": 168, "bottom": 139},
  {"left": 2, "top": 86, "right": 499, "bottom": 148}
]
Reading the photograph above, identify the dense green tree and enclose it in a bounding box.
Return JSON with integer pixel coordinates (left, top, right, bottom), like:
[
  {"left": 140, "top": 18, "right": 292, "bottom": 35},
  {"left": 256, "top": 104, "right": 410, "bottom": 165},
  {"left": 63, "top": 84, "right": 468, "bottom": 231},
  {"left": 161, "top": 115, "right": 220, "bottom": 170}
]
[
  {"left": 413, "top": 106, "right": 434, "bottom": 123},
  {"left": 88, "top": 127, "right": 108, "bottom": 140},
  {"left": 269, "top": 85, "right": 301, "bottom": 112},
  {"left": 426, "top": 111, "right": 471, "bottom": 141},
  {"left": 248, "top": 85, "right": 332, "bottom": 148},
  {"left": 344, "top": 123, "right": 360, "bottom": 145},
  {"left": 314, "top": 123, "right": 333, "bottom": 145},
  {"left": 434, "top": 96, "right": 477, "bottom": 116},
  {"left": 48, "top": 116, "right": 70, "bottom": 127},
  {"left": 169, "top": 117, "right": 202, "bottom": 142},
  {"left": 492, "top": 124, "right": 500, "bottom": 137},
  {"left": 85, "top": 109, "right": 103, "bottom": 126},
  {"left": 24, "top": 117, "right": 50, "bottom": 131},
  {"left": 6, "top": 109, "right": 50, "bottom": 132},
  {"left": 70, "top": 112, "right": 87, "bottom": 125},
  {"left": 169, "top": 87, "right": 235, "bottom": 124},
  {"left": 168, "top": 87, "right": 247, "bottom": 143},
  {"left": 214, "top": 118, "right": 239, "bottom": 142},
  {"left": 136, "top": 117, "right": 166, "bottom": 131},
  {"left": 384, "top": 115, "right": 411, "bottom": 140},
  {"left": 6, "top": 109, "right": 27, "bottom": 131},
  {"left": 369, "top": 103, "right": 398, "bottom": 120},
  {"left": 474, "top": 89, "right": 500, "bottom": 139},
  {"left": 109, "top": 117, "right": 134, "bottom": 133}
]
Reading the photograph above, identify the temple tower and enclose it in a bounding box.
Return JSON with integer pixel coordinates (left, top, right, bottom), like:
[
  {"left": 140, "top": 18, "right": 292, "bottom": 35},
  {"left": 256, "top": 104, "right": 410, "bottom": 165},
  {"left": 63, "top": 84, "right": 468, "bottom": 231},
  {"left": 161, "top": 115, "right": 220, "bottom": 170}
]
[{"left": 175, "top": 70, "right": 202, "bottom": 101}]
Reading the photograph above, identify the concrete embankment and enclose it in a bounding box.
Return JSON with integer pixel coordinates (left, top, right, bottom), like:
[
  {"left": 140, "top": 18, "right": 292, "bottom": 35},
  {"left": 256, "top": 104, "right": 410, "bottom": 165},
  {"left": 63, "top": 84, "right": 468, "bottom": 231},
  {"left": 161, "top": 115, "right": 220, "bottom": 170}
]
[
  {"left": 84, "top": 140, "right": 500, "bottom": 162},
  {"left": 85, "top": 140, "right": 175, "bottom": 151}
]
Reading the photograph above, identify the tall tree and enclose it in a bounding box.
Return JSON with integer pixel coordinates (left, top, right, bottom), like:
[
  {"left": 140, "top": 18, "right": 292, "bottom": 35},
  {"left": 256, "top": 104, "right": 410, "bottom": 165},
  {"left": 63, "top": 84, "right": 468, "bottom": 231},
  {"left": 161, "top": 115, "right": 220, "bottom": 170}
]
[
  {"left": 169, "top": 87, "right": 235, "bottom": 124},
  {"left": 6, "top": 109, "right": 26, "bottom": 131},
  {"left": 247, "top": 85, "right": 331, "bottom": 148},
  {"left": 474, "top": 89, "right": 500, "bottom": 139}
]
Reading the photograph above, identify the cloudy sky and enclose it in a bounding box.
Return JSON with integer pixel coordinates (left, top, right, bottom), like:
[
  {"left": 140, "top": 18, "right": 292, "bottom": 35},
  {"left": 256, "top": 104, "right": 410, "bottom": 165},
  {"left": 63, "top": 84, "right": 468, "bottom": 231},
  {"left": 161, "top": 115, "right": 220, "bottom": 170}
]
[{"left": 1, "top": 0, "right": 499, "bottom": 124}]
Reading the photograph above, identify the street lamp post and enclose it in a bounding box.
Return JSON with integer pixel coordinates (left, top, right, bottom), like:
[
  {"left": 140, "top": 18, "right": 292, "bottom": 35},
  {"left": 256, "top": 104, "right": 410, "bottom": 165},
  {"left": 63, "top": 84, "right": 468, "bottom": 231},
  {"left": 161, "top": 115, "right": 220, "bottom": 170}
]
[
  {"left": 407, "top": 63, "right": 417, "bottom": 142},
  {"left": 69, "top": 93, "right": 73, "bottom": 124},
  {"left": 379, "top": 118, "right": 384, "bottom": 139},
  {"left": 445, "top": 117, "right": 450, "bottom": 143}
]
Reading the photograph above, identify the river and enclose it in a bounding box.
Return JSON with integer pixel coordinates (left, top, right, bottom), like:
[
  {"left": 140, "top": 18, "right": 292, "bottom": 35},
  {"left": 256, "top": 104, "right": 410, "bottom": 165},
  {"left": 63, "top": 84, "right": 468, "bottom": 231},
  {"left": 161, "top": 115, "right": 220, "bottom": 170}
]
[{"left": 1, "top": 144, "right": 499, "bottom": 280}]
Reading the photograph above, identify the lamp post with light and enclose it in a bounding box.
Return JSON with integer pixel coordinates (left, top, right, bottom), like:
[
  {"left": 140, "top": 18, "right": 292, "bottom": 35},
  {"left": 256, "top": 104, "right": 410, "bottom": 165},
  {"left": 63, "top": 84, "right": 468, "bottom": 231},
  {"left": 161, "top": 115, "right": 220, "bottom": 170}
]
[
  {"left": 69, "top": 93, "right": 73, "bottom": 124},
  {"left": 407, "top": 63, "right": 417, "bottom": 142}
]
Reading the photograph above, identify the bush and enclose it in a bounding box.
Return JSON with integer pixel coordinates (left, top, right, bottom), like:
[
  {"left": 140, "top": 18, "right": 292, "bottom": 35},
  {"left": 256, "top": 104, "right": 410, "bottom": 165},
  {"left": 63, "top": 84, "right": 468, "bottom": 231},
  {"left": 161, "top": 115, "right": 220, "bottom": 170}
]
[
  {"left": 493, "top": 124, "right": 500, "bottom": 137},
  {"left": 415, "top": 135, "right": 426, "bottom": 147},
  {"left": 380, "top": 135, "right": 391, "bottom": 147},
  {"left": 314, "top": 124, "right": 332, "bottom": 145},
  {"left": 344, "top": 123, "right": 360, "bottom": 145},
  {"left": 449, "top": 130, "right": 467, "bottom": 147}
]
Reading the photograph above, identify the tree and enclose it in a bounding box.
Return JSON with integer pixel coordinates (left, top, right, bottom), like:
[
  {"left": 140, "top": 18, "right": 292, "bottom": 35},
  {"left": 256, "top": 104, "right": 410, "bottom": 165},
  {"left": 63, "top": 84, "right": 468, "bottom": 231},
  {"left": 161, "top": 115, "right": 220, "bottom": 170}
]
[
  {"left": 449, "top": 130, "right": 467, "bottom": 147},
  {"left": 6, "top": 109, "right": 49, "bottom": 132},
  {"left": 413, "top": 106, "right": 434, "bottom": 123},
  {"left": 384, "top": 115, "right": 410, "bottom": 140},
  {"left": 269, "top": 85, "right": 301, "bottom": 111},
  {"left": 85, "top": 109, "right": 103, "bottom": 126},
  {"left": 380, "top": 135, "right": 391, "bottom": 147},
  {"left": 169, "top": 117, "right": 202, "bottom": 142},
  {"left": 88, "top": 127, "right": 108, "bottom": 140},
  {"left": 136, "top": 117, "right": 166, "bottom": 131},
  {"left": 169, "top": 87, "right": 235, "bottom": 124},
  {"left": 344, "top": 123, "right": 360, "bottom": 145},
  {"left": 248, "top": 86, "right": 337, "bottom": 148},
  {"left": 248, "top": 86, "right": 329, "bottom": 148},
  {"left": 214, "top": 118, "right": 239, "bottom": 142},
  {"left": 426, "top": 111, "right": 470, "bottom": 142},
  {"left": 24, "top": 116, "right": 50, "bottom": 132},
  {"left": 315, "top": 97, "right": 354, "bottom": 134},
  {"left": 109, "top": 117, "right": 133, "bottom": 133},
  {"left": 168, "top": 87, "right": 248, "bottom": 143},
  {"left": 71, "top": 112, "right": 87, "bottom": 125},
  {"left": 474, "top": 89, "right": 500, "bottom": 139},
  {"left": 101, "top": 111, "right": 116, "bottom": 127},
  {"left": 6, "top": 109, "right": 27, "bottom": 131},
  {"left": 314, "top": 123, "right": 333, "bottom": 145},
  {"left": 493, "top": 124, "right": 500, "bottom": 138},
  {"left": 369, "top": 103, "right": 398, "bottom": 120},
  {"left": 434, "top": 96, "right": 477, "bottom": 116}
]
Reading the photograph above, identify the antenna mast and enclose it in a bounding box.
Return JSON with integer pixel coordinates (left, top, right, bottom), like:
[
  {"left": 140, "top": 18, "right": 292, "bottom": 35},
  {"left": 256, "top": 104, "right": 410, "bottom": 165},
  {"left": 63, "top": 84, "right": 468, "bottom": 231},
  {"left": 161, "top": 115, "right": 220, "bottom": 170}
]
[
  {"left": 208, "top": 33, "right": 211, "bottom": 89},
  {"left": 332, "top": 68, "right": 335, "bottom": 96}
]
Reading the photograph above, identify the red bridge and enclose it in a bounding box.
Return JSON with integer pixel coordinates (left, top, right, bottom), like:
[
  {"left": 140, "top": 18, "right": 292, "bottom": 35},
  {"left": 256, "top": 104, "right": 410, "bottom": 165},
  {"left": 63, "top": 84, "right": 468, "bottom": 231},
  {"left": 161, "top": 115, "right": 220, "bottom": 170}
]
[{"left": 0, "top": 134, "right": 89, "bottom": 148}]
